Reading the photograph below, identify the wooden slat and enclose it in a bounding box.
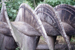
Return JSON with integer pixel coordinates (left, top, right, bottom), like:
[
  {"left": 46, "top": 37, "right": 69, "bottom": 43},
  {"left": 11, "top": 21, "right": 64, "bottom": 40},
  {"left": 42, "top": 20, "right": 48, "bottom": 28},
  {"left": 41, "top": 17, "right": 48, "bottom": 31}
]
[
  {"left": 0, "top": 2, "right": 17, "bottom": 50},
  {"left": 2, "top": 3, "right": 17, "bottom": 42},
  {"left": 35, "top": 4, "right": 71, "bottom": 50},
  {"left": 36, "top": 43, "right": 75, "bottom": 50},
  {"left": 12, "top": 22, "right": 41, "bottom": 36}
]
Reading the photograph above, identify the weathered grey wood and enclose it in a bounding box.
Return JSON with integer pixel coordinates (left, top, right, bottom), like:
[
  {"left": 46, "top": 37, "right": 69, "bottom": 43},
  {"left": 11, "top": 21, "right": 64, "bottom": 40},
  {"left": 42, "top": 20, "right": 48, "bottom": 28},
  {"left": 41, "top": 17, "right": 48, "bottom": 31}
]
[
  {"left": 35, "top": 4, "right": 58, "bottom": 50},
  {"left": 3, "top": 3, "right": 17, "bottom": 41},
  {"left": 13, "top": 3, "right": 59, "bottom": 50},
  {"left": 0, "top": 20, "right": 74, "bottom": 50},
  {"left": 55, "top": 11, "right": 71, "bottom": 50},
  {"left": 0, "top": 21, "right": 74, "bottom": 36},
  {"left": 35, "top": 4, "right": 71, "bottom": 50},
  {"left": 54, "top": 4, "right": 75, "bottom": 35},
  {"left": 15, "top": 3, "right": 59, "bottom": 50},
  {"left": 36, "top": 43, "right": 75, "bottom": 50},
  {"left": 12, "top": 22, "right": 41, "bottom": 36},
  {"left": 0, "top": 3, "right": 17, "bottom": 50},
  {"left": 1, "top": 36, "right": 17, "bottom": 50},
  {"left": 0, "top": 22, "right": 12, "bottom": 36},
  {"left": 13, "top": 3, "right": 39, "bottom": 50},
  {"left": 54, "top": 4, "right": 75, "bottom": 50},
  {"left": 0, "top": 3, "right": 74, "bottom": 50},
  {"left": 12, "top": 21, "right": 75, "bottom": 36},
  {"left": 0, "top": 3, "right": 6, "bottom": 22},
  {"left": 0, "top": 21, "right": 75, "bottom": 36},
  {"left": 0, "top": 34, "right": 4, "bottom": 50}
]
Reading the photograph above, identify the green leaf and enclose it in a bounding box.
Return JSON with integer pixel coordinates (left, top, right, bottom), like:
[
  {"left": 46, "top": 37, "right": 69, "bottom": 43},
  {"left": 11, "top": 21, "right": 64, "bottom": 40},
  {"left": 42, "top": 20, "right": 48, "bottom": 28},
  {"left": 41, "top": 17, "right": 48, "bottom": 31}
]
[{"left": 12, "top": 10, "right": 16, "bottom": 13}]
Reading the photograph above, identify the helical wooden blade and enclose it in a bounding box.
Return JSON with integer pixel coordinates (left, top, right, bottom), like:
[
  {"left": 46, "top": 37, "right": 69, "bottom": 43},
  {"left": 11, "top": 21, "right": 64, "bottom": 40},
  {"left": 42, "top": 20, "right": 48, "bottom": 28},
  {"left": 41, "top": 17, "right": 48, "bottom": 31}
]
[
  {"left": 1, "top": 3, "right": 17, "bottom": 47},
  {"left": 54, "top": 4, "right": 75, "bottom": 50},
  {"left": 0, "top": 3, "right": 17, "bottom": 50},
  {"left": 35, "top": 4, "right": 71, "bottom": 50},
  {"left": 55, "top": 4, "right": 75, "bottom": 29},
  {"left": 1, "top": 3, "right": 18, "bottom": 42},
  {"left": 15, "top": 3, "right": 53, "bottom": 50},
  {"left": 0, "top": 3, "right": 6, "bottom": 22},
  {"left": 12, "top": 22, "right": 41, "bottom": 36},
  {"left": 35, "top": 4, "right": 59, "bottom": 50}
]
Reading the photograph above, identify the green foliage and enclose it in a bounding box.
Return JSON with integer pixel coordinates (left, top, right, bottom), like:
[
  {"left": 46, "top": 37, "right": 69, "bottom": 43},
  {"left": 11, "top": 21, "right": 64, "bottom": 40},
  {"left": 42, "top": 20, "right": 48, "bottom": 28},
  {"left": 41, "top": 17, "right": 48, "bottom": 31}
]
[
  {"left": 23, "top": 0, "right": 43, "bottom": 9},
  {"left": 16, "top": 47, "right": 20, "bottom": 50},
  {"left": 43, "top": 0, "right": 75, "bottom": 7},
  {"left": 0, "top": 0, "right": 75, "bottom": 21},
  {"left": 5, "top": 0, "right": 36, "bottom": 21},
  {"left": 4, "top": 0, "right": 44, "bottom": 21},
  {"left": 44, "top": 1, "right": 61, "bottom": 7},
  {"left": 5, "top": 0, "right": 22, "bottom": 21},
  {"left": 71, "top": 36, "right": 75, "bottom": 42}
]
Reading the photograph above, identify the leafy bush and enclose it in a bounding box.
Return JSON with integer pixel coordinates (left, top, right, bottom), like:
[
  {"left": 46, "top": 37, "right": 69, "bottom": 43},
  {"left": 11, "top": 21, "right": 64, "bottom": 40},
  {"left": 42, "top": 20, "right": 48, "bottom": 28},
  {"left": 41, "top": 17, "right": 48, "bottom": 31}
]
[
  {"left": 5, "top": 0, "right": 34, "bottom": 21},
  {"left": 38, "top": 0, "right": 75, "bottom": 7},
  {"left": 5, "top": 0, "right": 22, "bottom": 21},
  {"left": 0, "top": 0, "right": 75, "bottom": 21}
]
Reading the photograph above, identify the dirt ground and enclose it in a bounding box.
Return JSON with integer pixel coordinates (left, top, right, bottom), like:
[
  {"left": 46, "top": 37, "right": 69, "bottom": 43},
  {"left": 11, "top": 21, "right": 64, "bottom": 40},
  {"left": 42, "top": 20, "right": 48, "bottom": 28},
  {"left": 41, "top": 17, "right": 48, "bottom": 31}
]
[
  {"left": 39, "top": 36, "right": 75, "bottom": 45},
  {"left": 38, "top": 36, "right": 69, "bottom": 44},
  {"left": 37, "top": 36, "right": 65, "bottom": 50}
]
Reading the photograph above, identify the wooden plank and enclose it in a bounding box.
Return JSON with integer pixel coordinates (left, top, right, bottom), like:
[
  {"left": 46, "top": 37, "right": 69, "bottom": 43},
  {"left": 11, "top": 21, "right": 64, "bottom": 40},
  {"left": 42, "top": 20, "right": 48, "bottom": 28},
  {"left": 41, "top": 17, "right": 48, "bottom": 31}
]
[
  {"left": 0, "top": 3, "right": 17, "bottom": 50},
  {"left": 15, "top": 3, "right": 55, "bottom": 50},
  {"left": 11, "top": 22, "right": 37, "bottom": 50},
  {"left": 55, "top": 11, "right": 71, "bottom": 50},
  {"left": 36, "top": 43, "right": 75, "bottom": 50},
  {"left": 35, "top": 4, "right": 71, "bottom": 50},
  {"left": 10, "top": 21, "right": 75, "bottom": 37},
  {"left": 54, "top": 4, "right": 75, "bottom": 50},
  {"left": 2, "top": 3, "right": 17, "bottom": 42},
  {"left": 0, "top": 21, "right": 74, "bottom": 36},
  {"left": 12, "top": 22, "right": 41, "bottom": 36},
  {"left": 1, "top": 3, "right": 74, "bottom": 50},
  {"left": 0, "top": 22, "right": 12, "bottom": 36},
  {"left": 14, "top": 3, "right": 38, "bottom": 50}
]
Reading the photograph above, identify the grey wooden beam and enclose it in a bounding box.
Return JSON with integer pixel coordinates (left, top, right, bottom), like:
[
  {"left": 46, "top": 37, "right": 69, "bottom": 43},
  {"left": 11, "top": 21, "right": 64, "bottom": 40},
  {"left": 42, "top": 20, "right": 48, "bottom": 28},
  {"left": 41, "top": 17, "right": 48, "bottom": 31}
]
[{"left": 36, "top": 43, "right": 75, "bottom": 50}]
